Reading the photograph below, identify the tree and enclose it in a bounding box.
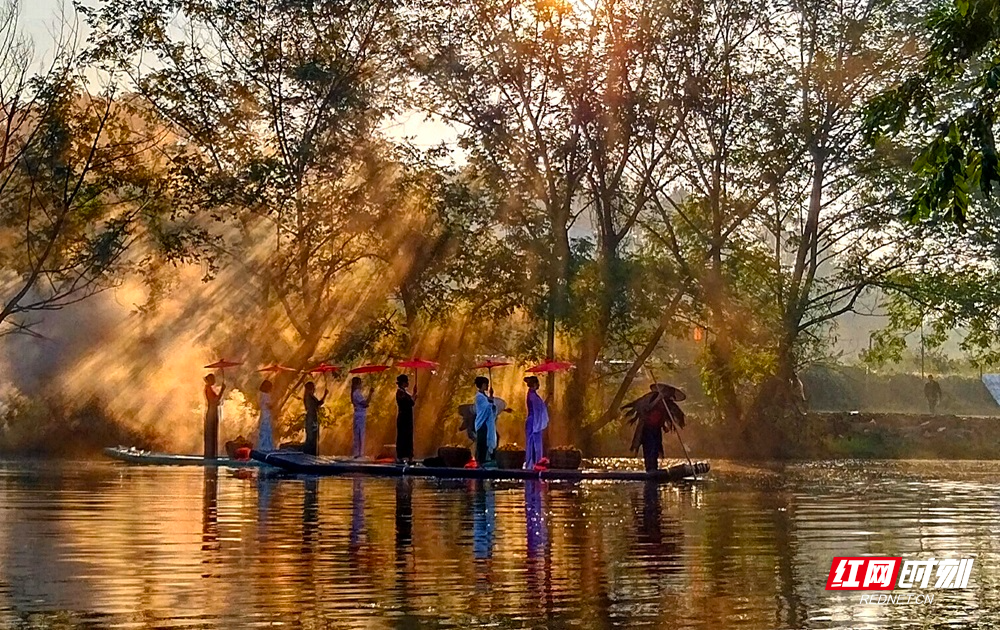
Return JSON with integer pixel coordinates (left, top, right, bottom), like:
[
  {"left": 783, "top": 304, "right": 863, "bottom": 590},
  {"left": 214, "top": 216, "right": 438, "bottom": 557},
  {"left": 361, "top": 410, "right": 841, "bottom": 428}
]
[
  {"left": 408, "top": 0, "right": 691, "bottom": 439},
  {"left": 0, "top": 1, "right": 162, "bottom": 337},
  {"left": 746, "top": 0, "right": 920, "bottom": 432},
  {"left": 407, "top": 0, "right": 589, "bottom": 432},
  {"left": 84, "top": 0, "right": 411, "bottom": 410},
  {"left": 864, "top": 0, "right": 997, "bottom": 224}
]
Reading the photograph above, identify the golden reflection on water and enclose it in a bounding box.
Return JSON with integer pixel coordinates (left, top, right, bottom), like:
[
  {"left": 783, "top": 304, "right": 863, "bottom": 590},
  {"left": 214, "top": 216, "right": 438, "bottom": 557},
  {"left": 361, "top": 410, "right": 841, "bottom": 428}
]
[{"left": 1, "top": 460, "right": 1000, "bottom": 628}]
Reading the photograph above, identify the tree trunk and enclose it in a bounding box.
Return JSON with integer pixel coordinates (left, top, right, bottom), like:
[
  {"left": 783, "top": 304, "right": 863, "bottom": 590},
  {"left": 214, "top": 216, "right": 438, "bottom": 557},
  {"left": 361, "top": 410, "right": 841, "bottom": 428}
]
[
  {"left": 580, "top": 291, "right": 684, "bottom": 446},
  {"left": 564, "top": 258, "right": 614, "bottom": 446},
  {"left": 546, "top": 215, "right": 572, "bottom": 445}
]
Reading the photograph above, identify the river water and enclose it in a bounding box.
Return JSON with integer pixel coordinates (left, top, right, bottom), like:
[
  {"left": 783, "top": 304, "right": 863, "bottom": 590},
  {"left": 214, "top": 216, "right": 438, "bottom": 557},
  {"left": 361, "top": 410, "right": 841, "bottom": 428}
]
[{"left": 0, "top": 459, "right": 998, "bottom": 629}]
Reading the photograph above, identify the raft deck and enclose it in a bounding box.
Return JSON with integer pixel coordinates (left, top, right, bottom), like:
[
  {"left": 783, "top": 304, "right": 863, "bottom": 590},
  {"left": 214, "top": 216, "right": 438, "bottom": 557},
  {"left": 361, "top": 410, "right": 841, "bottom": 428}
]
[
  {"left": 252, "top": 450, "right": 709, "bottom": 482},
  {"left": 104, "top": 446, "right": 268, "bottom": 468}
]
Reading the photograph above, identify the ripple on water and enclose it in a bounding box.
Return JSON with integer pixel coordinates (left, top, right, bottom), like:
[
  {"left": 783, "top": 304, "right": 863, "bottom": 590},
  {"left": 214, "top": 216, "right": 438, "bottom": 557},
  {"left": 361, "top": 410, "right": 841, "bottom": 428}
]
[{"left": 2, "top": 459, "right": 1000, "bottom": 628}]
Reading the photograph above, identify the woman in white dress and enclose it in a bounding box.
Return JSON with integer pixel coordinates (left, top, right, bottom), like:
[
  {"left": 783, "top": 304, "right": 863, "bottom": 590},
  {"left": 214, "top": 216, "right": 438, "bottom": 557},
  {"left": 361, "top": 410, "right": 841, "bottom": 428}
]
[
  {"left": 257, "top": 379, "right": 275, "bottom": 451},
  {"left": 350, "top": 377, "right": 373, "bottom": 458}
]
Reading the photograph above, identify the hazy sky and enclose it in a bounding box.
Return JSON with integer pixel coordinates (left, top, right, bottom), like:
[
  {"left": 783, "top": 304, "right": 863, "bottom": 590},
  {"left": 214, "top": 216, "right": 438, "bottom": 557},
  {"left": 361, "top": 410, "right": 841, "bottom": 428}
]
[{"left": 22, "top": 0, "right": 72, "bottom": 60}]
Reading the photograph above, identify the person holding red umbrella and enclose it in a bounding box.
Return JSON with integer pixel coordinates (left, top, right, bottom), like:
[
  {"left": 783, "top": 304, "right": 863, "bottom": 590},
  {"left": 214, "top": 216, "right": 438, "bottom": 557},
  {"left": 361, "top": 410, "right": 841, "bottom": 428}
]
[
  {"left": 395, "top": 374, "right": 416, "bottom": 463},
  {"left": 473, "top": 376, "right": 498, "bottom": 466},
  {"left": 203, "top": 373, "right": 226, "bottom": 459},
  {"left": 303, "top": 381, "right": 327, "bottom": 456},
  {"left": 523, "top": 375, "right": 549, "bottom": 469},
  {"left": 350, "top": 377, "right": 374, "bottom": 458},
  {"left": 257, "top": 380, "right": 275, "bottom": 451},
  {"left": 202, "top": 359, "right": 242, "bottom": 459},
  {"left": 256, "top": 364, "right": 295, "bottom": 452}
]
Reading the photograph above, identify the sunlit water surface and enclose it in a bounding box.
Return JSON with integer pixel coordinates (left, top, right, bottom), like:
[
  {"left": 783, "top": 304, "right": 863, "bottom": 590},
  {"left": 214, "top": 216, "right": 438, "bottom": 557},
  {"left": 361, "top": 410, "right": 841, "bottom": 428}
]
[{"left": 2, "top": 458, "right": 1000, "bottom": 629}]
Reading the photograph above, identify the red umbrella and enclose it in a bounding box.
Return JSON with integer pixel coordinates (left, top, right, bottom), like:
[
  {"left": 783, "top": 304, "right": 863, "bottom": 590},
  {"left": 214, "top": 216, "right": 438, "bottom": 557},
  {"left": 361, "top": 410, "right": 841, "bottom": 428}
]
[
  {"left": 526, "top": 360, "right": 574, "bottom": 373},
  {"left": 308, "top": 362, "right": 341, "bottom": 374},
  {"left": 473, "top": 359, "right": 512, "bottom": 381},
  {"left": 259, "top": 364, "right": 297, "bottom": 373},
  {"left": 349, "top": 364, "right": 390, "bottom": 374},
  {"left": 396, "top": 358, "right": 439, "bottom": 369},
  {"left": 205, "top": 359, "right": 242, "bottom": 369},
  {"left": 204, "top": 358, "right": 242, "bottom": 383},
  {"left": 396, "top": 358, "right": 438, "bottom": 392}
]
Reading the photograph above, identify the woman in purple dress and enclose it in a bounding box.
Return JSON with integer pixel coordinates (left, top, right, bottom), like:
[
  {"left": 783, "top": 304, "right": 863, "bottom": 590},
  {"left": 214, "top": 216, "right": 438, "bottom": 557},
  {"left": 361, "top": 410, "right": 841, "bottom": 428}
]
[{"left": 523, "top": 376, "right": 549, "bottom": 469}]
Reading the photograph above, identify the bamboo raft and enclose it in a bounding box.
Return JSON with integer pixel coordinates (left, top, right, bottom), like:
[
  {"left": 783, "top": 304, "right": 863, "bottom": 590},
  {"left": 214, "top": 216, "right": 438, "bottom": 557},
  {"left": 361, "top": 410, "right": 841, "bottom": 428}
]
[
  {"left": 103, "top": 446, "right": 268, "bottom": 468},
  {"left": 251, "top": 449, "right": 710, "bottom": 482}
]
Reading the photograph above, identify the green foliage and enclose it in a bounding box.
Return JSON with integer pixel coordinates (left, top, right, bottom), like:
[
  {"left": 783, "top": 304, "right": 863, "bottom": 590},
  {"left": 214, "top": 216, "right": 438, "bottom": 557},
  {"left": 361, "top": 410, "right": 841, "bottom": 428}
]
[{"left": 864, "top": 0, "right": 1000, "bottom": 224}]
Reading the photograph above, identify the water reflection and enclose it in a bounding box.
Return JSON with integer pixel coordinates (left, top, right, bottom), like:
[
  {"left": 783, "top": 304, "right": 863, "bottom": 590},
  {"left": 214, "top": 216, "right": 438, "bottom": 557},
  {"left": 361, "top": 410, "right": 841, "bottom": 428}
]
[
  {"left": 350, "top": 476, "right": 365, "bottom": 548},
  {"left": 472, "top": 480, "right": 496, "bottom": 561},
  {"left": 256, "top": 472, "right": 276, "bottom": 536},
  {"left": 394, "top": 477, "right": 413, "bottom": 550},
  {"left": 201, "top": 468, "right": 219, "bottom": 556},
  {"left": 5, "top": 460, "right": 1000, "bottom": 628},
  {"left": 524, "top": 479, "right": 547, "bottom": 558},
  {"left": 633, "top": 481, "right": 682, "bottom": 572},
  {"left": 301, "top": 476, "right": 320, "bottom": 551}
]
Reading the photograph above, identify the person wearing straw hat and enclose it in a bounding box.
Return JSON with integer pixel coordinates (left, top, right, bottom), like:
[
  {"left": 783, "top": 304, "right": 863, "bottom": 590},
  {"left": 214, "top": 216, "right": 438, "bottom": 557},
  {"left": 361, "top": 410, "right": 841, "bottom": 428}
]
[
  {"left": 523, "top": 375, "right": 549, "bottom": 469},
  {"left": 623, "top": 383, "right": 686, "bottom": 472},
  {"left": 203, "top": 374, "right": 226, "bottom": 459}
]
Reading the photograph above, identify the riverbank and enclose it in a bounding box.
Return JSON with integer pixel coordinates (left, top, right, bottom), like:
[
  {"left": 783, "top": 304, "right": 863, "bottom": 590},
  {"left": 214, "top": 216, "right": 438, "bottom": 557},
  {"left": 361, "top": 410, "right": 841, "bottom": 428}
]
[{"left": 681, "top": 411, "right": 1000, "bottom": 460}]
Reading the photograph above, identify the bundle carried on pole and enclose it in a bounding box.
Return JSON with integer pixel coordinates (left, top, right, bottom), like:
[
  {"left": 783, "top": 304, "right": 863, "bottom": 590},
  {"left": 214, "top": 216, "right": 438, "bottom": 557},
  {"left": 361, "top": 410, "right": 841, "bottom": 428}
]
[{"left": 622, "top": 382, "right": 697, "bottom": 477}]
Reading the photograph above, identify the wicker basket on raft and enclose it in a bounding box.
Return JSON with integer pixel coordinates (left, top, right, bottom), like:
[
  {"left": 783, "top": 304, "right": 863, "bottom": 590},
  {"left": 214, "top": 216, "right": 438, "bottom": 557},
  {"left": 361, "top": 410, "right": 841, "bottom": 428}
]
[
  {"left": 495, "top": 444, "right": 526, "bottom": 469},
  {"left": 548, "top": 446, "right": 583, "bottom": 470}
]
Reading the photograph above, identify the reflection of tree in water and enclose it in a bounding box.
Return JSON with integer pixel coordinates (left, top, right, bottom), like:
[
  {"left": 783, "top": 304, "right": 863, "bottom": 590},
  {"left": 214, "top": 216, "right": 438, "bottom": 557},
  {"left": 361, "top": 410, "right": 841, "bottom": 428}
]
[
  {"left": 681, "top": 479, "right": 801, "bottom": 629},
  {"left": 762, "top": 491, "right": 806, "bottom": 628},
  {"left": 548, "top": 483, "right": 614, "bottom": 628}
]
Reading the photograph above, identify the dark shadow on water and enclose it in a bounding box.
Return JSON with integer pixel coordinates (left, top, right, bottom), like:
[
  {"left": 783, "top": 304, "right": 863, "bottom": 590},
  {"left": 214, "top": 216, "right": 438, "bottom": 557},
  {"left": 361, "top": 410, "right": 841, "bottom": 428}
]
[
  {"left": 350, "top": 476, "right": 365, "bottom": 549},
  {"left": 393, "top": 477, "right": 418, "bottom": 630},
  {"left": 635, "top": 482, "right": 684, "bottom": 577},
  {"left": 301, "top": 477, "right": 319, "bottom": 552},
  {"left": 201, "top": 468, "right": 219, "bottom": 563},
  {"left": 395, "top": 477, "right": 413, "bottom": 551}
]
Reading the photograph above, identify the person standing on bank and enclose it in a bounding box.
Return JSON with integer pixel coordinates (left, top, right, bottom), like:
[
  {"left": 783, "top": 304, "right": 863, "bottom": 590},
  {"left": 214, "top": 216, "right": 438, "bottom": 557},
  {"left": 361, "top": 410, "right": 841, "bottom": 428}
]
[
  {"left": 474, "top": 376, "right": 498, "bottom": 466},
  {"left": 523, "top": 376, "right": 549, "bottom": 469},
  {"left": 351, "top": 377, "right": 374, "bottom": 458},
  {"left": 395, "top": 374, "right": 417, "bottom": 463},
  {"left": 204, "top": 374, "right": 226, "bottom": 459},
  {"left": 303, "top": 381, "right": 327, "bottom": 456},
  {"left": 925, "top": 374, "right": 942, "bottom": 414}
]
